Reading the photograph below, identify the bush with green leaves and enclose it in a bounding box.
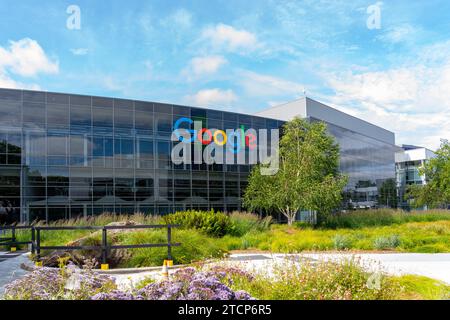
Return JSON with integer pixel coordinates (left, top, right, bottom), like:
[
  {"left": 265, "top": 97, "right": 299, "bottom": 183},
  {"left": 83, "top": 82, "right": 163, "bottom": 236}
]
[
  {"left": 163, "top": 210, "right": 234, "bottom": 237},
  {"left": 228, "top": 212, "right": 272, "bottom": 236},
  {"left": 333, "top": 234, "right": 353, "bottom": 250},
  {"left": 373, "top": 235, "right": 401, "bottom": 250},
  {"left": 118, "top": 228, "right": 227, "bottom": 267},
  {"left": 293, "top": 221, "right": 313, "bottom": 229},
  {"left": 231, "top": 258, "right": 402, "bottom": 300}
]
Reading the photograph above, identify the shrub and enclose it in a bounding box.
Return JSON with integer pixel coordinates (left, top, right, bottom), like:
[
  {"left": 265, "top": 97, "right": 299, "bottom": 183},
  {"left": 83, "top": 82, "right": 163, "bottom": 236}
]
[
  {"left": 373, "top": 235, "right": 401, "bottom": 250},
  {"left": 333, "top": 234, "right": 353, "bottom": 250},
  {"left": 118, "top": 228, "right": 227, "bottom": 267},
  {"left": 324, "top": 209, "right": 398, "bottom": 229},
  {"left": 293, "top": 221, "right": 313, "bottom": 229},
  {"left": 229, "top": 212, "right": 272, "bottom": 236},
  {"left": 3, "top": 263, "right": 117, "bottom": 300},
  {"left": 164, "top": 210, "right": 233, "bottom": 237},
  {"left": 136, "top": 267, "right": 254, "bottom": 300},
  {"left": 231, "top": 258, "right": 402, "bottom": 300},
  {"left": 4, "top": 266, "right": 254, "bottom": 300},
  {"left": 323, "top": 209, "right": 450, "bottom": 229}
]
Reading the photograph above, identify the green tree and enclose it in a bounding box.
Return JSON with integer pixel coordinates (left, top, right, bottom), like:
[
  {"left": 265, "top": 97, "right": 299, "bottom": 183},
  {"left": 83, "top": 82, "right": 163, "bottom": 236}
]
[
  {"left": 412, "top": 140, "right": 450, "bottom": 208},
  {"left": 243, "top": 118, "right": 348, "bottom": 225},
  {"left": 378, "top": 178, "right": 398, "bottom": 208}
]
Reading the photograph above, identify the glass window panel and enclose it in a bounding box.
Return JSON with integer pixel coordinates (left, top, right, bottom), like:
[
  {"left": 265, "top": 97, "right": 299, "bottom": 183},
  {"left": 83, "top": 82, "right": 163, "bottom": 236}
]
[
  {"left": 154, "top": 103, "right": 172, "bottom": 114},
  {"left": 104, "top": 138, "right": 114, "bottom": 157},
  {"left": 138, "top": 140, "right": 153, "bottom": 159},
  {"left": 0, "top": 168, "right": 20, "bottom": 186},
  {"left": 70, "top": 135, "right": 85, "bottom": 156},
  {"left": 115, "top": 107, "right": 134, "bottom": 128},
  {"left": 47, "top": 92, "right": 69, "bottom": 104},
  {"left": 93, "top": 106, "right": 112, "bottom": 127},
  {"left": 191, "top": 108, "right": 206, "bottom": 119},
  {"left": 172, "top": 105, "right": 190, "bottom": 116},
  {"left": 7, "top": 133, "right": 22, "bottom": 154},
  {"left": 47, "top": 104, "right": 70, "bottom": 127},
  {"left": 23, "top": 102, "right": 46, "bottom": 124},
  {"left": 0, "top": 88, "right": 21, "bottom": 101},
  {"left": 121, "top": 139, "right": 134, "bottom": 155},
  {"left": 70, "top": 94, "right": 91, "bottom": 106},
  {"left": 92, "top": 137, "right": 104, "bottom": 157},
  {"left": 0, "top": 132, "right": 6, "bottom": 153},
  {"left": 70, "top": 167, "right": 92, "bottom": 185},
  {"left": 223, "top": 112, "right": 237, "bottom": 122},
  {"left": 47, "top": 134, "right": 67, "bottom": 156},
  {"left": 135, "top": 111, "right": 153, "bottom": 131},
  {"left": 27, "top": 133, "right": 46, "bottom": 165},
  {"left": 92, "top": 97, "right": 112, "bottom": 108},
  {"left": 25, "top": 167, "right": 46, "bottom": 186},
  {"left": 157, "top": 141, "right": 170, "bottom": 159},
  {"left": 71, "top": 105, "right": 91, "bottom": 126},
  {"left": 23, "top": 90, "right": 45, "bottom": 102},
  {"left": 0, "top": 101, "right": 21, "bottom": 125},
  {"left": 135, "top": 101, "right": 153, "bottom": 112},
  {"left": 207, "top": 110, "right": 222, "bottom": 120},
  {"left": 155, "top": 113, "right": 172, "bottom": 132},
  {"left": 46, "top": 167, "right": 69, "bottom": 186}
]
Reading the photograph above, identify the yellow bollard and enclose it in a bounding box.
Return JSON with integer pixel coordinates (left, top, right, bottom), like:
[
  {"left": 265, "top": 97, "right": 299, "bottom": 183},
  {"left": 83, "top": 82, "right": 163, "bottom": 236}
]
[
  {"left": 10, "top": 247, "right": 16, "bottom": 252},
  {"left": 166, "top": 260, "right": 173, "bottom": 267},
  {"left": 161, "top": 260, "right": 169, "bottom": 279},
  {"left": 35, "top": 261, "right": 43, "bottom": 267},
  {"left": 101, "top": 264, "right": 109, "bottom": 270}
]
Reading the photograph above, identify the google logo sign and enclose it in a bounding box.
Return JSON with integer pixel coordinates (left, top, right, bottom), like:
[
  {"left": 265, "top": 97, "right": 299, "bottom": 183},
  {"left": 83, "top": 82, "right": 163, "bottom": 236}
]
[{"left": 172, "top": 117, "right": 257, "bottom": 153}]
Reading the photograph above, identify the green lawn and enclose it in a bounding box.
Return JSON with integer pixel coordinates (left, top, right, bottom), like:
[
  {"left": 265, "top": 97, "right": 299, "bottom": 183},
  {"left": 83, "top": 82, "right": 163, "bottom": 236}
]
[{"left": 222, "top": 220, "right": 450, "bottom": 253}]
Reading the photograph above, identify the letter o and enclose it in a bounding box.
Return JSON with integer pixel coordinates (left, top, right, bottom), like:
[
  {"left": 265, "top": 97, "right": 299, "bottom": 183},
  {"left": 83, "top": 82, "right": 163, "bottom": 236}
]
[
  {"left": 197, "top": 128, "right": 213, "bottom": 145},
  {"left": 213, "top": 130, "right": 227, "bottom": 146}
]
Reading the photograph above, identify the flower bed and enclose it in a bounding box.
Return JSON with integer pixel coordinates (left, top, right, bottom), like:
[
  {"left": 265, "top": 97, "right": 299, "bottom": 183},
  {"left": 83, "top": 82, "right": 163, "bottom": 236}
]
[{"left": 3, "top": 264, "right": 254, "bottom": 300}]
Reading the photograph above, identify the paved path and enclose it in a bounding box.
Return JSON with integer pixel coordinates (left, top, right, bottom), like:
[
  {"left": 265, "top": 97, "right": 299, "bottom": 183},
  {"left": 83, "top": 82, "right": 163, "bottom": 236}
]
[
  {"left": 108, "top": 253, "right": 450, "bottom": 290},
  {"left": 0, "top": 251, "right": 33, "bottom": 296}
]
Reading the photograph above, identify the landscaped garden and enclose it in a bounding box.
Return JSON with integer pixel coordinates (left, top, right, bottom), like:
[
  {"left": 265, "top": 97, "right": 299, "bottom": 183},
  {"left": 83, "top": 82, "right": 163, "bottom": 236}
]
[
  {"left": 2, "top": 208, "right": 449, "bottom": 300},
  {"left": 8, "top": 208, "right": 450, "bottom": 268},
  {"left": 3, "top": 254, "right": 449, "bottom": 300}
]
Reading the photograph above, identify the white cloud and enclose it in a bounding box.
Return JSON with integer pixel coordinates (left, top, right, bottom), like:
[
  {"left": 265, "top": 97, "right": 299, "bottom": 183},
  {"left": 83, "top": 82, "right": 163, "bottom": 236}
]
[
  {"left": 182, "top": 55, "right": 227, "bottom": 80},
  {"left": 201, "top": 24, "right": 258, "bottom": 52},
  {"left": 322, "top": 41, "right": 450, "bottom": 150},
  {"left": 70, "top": 48, "right": 89, "bottom": 55},
  {"left": 0, "top": 38, "right": 59, "bottom": 77},
  {"left": 185, "top": 88, "right": 237, "bottom": 108},
  {"left": 239, "top": 70, "right": 305, "bottom": 98},
  {"left": 377, "top": 24, "right": 419, "bottom": 44},
  {"left": 0, "top": 73, "right": 40, "bottom": 90}
]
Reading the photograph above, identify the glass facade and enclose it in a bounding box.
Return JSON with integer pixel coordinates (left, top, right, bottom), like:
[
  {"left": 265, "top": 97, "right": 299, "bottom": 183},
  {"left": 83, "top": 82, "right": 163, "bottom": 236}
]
[
  {"left": 0, "top": 88, "right": 396, "bottom": 223},
  {"left": 0, "top": 88, "right": 282, "bottom": 223},
  {"left": 396, "top": 160, "right": 424, "bottom": 209},
  {"left": 323, "top": 120, "right": 397, "bottom": 209}
]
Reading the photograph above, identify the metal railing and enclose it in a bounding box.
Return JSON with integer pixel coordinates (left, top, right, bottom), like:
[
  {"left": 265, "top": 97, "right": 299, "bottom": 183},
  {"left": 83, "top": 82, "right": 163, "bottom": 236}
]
[
  {"left": 0, "top": 224, "right": 180, "bottom": 265},
  {"left": 0, "top": 225, "right": 35, "bottom": 252}
]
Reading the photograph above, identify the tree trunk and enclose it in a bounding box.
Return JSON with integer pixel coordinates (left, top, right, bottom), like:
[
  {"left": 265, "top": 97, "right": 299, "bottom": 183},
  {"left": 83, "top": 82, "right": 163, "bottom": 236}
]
[{"left": 287, "top": 212, "right": 296, "bottom": 226}]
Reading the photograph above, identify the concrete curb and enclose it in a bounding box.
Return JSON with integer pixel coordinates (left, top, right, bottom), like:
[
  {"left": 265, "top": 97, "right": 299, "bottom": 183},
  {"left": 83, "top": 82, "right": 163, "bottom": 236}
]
[{"left": 95, "top": 264, "right": 188, "bottom": 274}]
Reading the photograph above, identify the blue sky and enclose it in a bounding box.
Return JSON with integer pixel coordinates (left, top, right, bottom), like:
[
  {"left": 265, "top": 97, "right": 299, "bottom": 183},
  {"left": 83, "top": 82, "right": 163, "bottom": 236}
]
[{"left": 1, "top": 0, "right": 450, "bottom": 149}]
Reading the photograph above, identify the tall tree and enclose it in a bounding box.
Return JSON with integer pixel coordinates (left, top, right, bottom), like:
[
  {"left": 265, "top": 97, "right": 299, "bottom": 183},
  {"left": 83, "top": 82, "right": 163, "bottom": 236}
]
[
  {"left": 410, "top": 140, "right": 450, "bottom": 208},
  {"left": 243, "top": 118, "right": 347, "bottom": 225}
]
